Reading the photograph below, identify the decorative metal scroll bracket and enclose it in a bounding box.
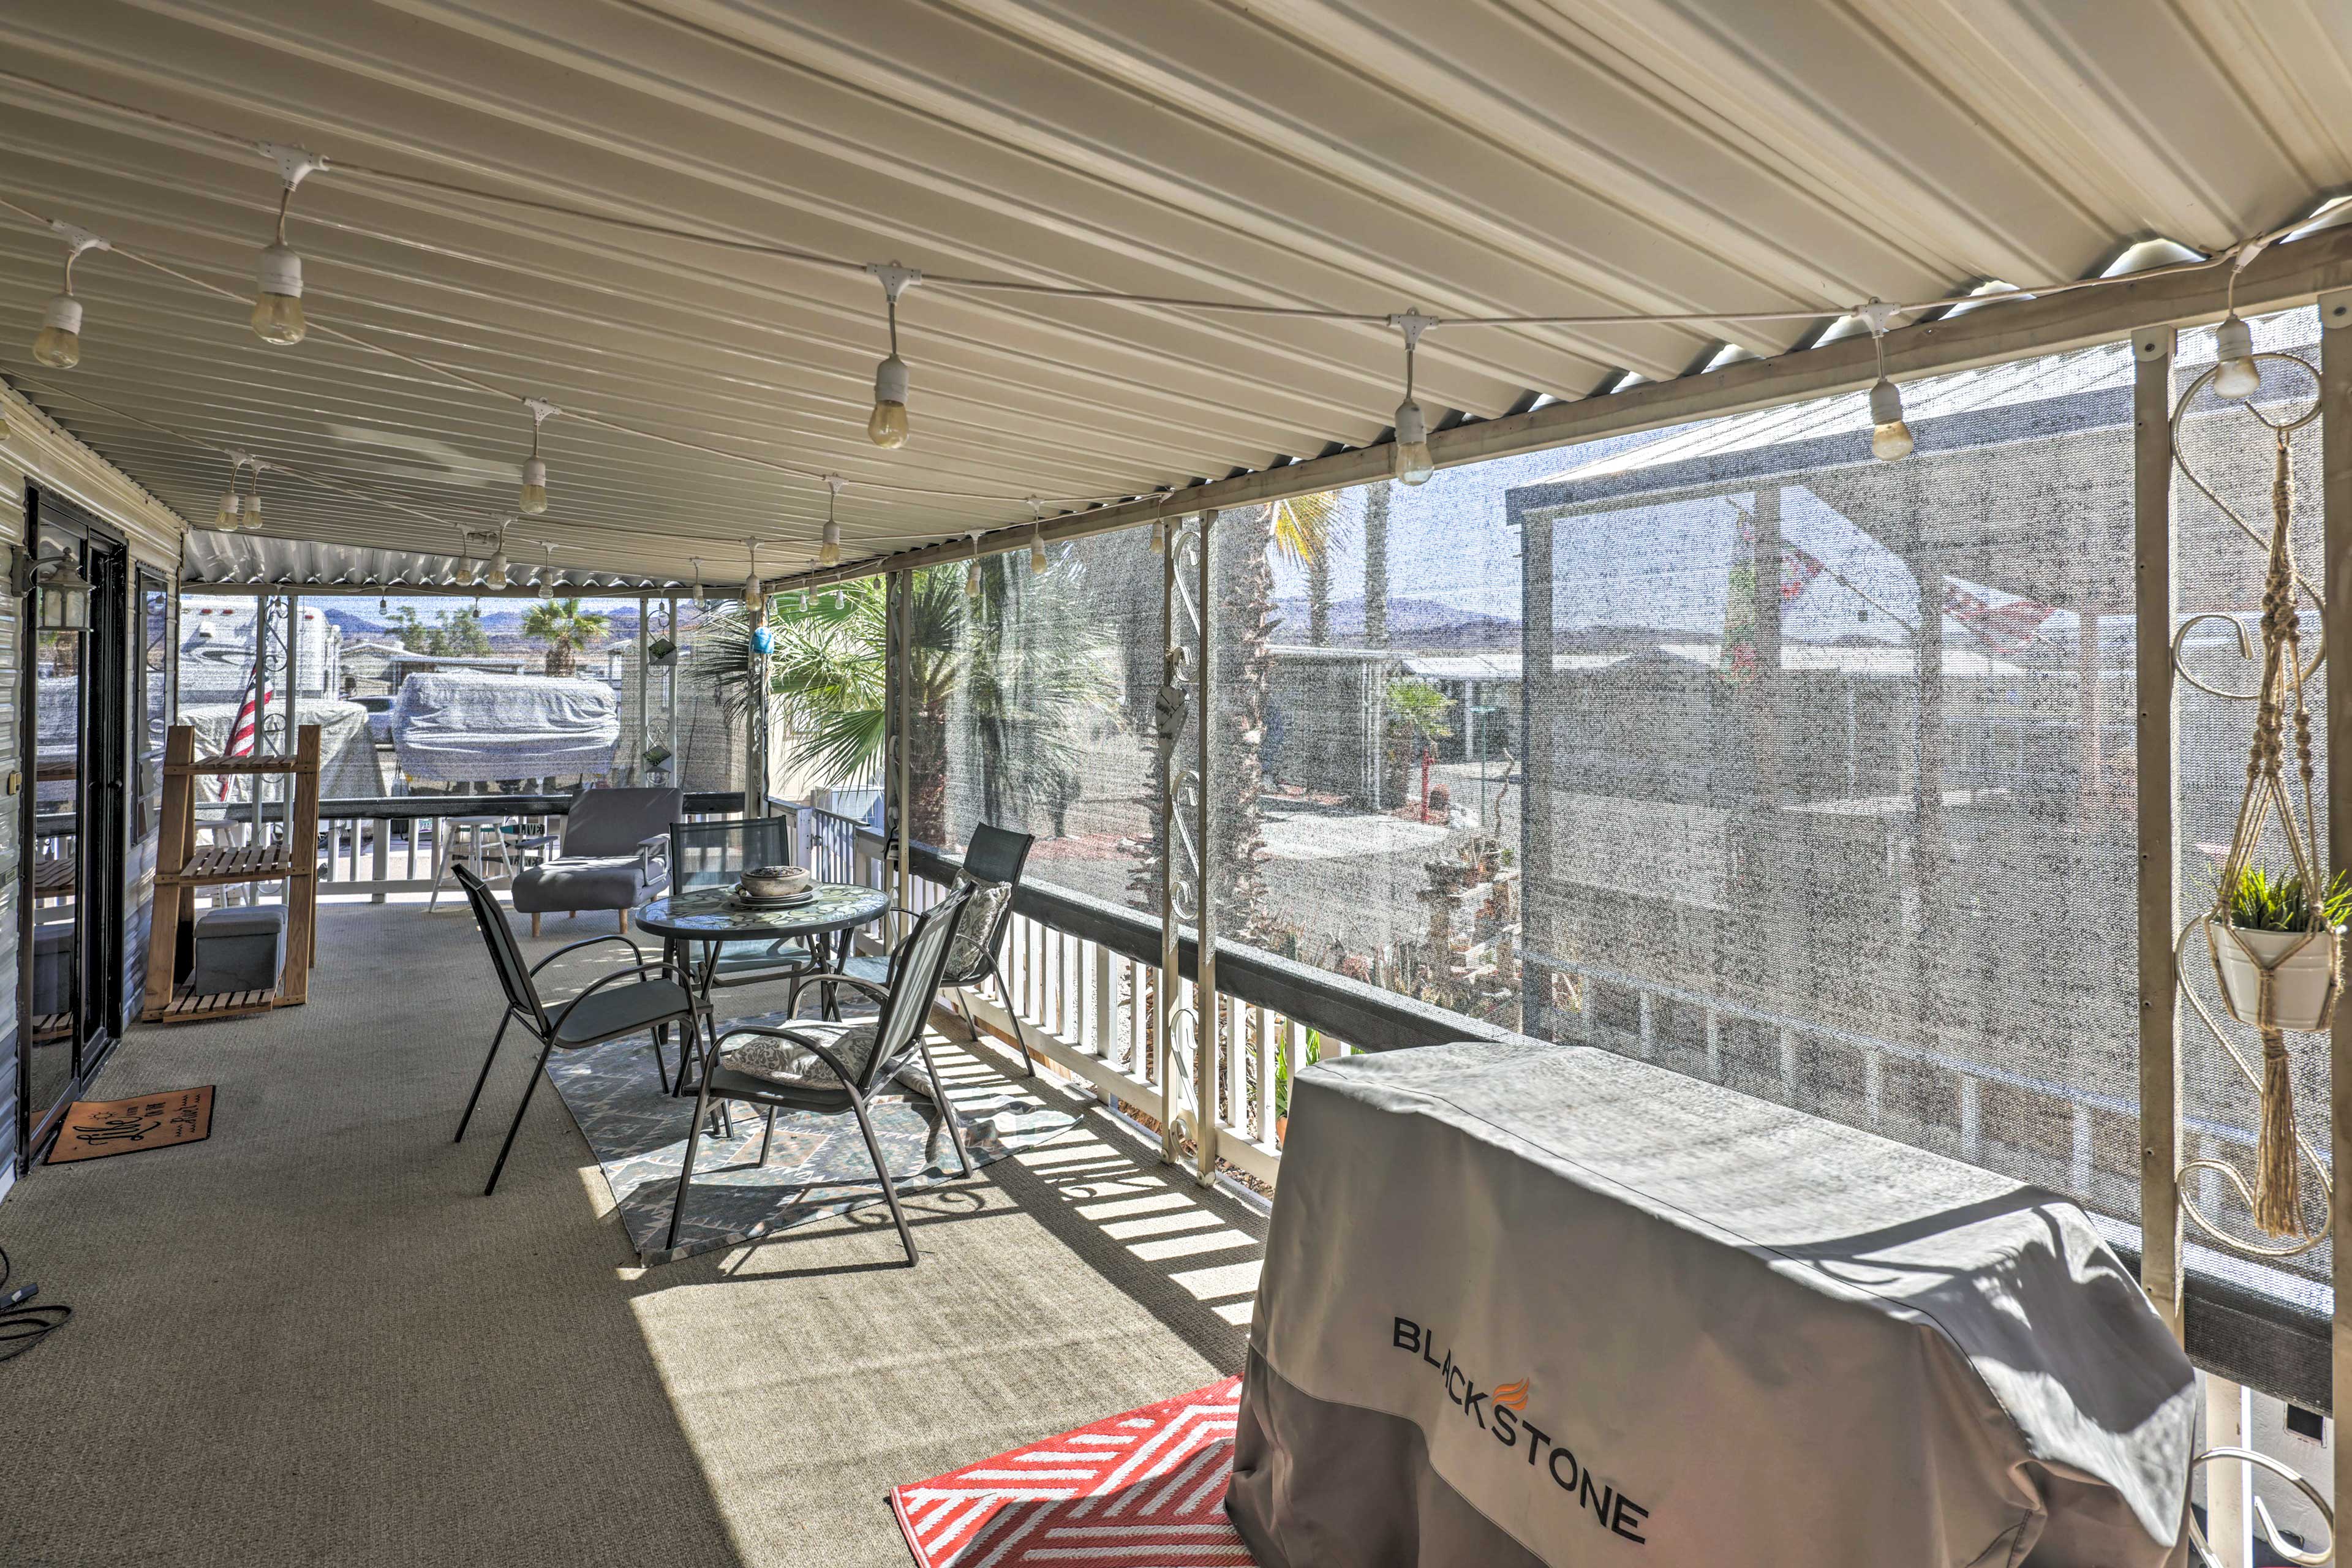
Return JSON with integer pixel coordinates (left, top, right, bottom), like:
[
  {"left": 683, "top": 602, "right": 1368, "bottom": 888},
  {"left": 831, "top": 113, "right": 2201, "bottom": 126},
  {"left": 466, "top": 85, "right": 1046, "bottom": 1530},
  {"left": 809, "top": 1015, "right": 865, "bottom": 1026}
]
[
  {"left": 1155, "top": 510, "right": 1219, "bottom": 1183},
  {"left": 2187, "top": 1446, "right": 2333, "bottom": 1567},
  {"left": 2168, "top": 349, "right": 2336, "bottom": 1259}
]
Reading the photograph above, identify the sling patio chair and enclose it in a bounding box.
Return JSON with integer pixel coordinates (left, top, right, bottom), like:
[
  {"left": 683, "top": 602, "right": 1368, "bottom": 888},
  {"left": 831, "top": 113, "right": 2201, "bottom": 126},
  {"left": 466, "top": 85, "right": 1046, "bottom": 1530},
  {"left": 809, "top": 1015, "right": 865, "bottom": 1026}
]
[
  {"left": 665, "top": 882, "right": 973, "bottom": 1264},
  {"left": 449, "top": 862, "right": 702, "bottom": 1197},
  {"left": 667, "top": 814, "right": 823, "bottom": 1004},
  {"left": 829, "top": 823, "right": 1038, "bottom": 1077}
]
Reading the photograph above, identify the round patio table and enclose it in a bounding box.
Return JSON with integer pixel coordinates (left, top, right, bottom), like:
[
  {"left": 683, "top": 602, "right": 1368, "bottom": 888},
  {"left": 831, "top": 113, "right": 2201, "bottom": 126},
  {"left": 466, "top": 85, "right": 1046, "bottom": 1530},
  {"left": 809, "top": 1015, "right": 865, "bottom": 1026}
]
[{"left": 635, "top": 881, "right": 894, "bottom": 1102}]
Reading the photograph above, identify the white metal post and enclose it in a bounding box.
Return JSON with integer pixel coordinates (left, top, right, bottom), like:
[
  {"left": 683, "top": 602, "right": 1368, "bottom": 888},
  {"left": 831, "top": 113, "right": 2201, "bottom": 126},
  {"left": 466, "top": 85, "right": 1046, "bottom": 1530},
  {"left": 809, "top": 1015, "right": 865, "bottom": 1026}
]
[
  {"left": 1193, "top": 508, "right": 1219, "bottom": 1184},
  {"left": 2134, "top": 324, "right": 2184, "bottom": 1341},
  {"left": 2321, "top": 283, "right": 2352, "bottom": 1566},
  {"left": 890, "top": 570, "right": 912, "bottom": 944},
  {"left": 2204, "top": 1374, "right": 2254, "bottom": 1567}
]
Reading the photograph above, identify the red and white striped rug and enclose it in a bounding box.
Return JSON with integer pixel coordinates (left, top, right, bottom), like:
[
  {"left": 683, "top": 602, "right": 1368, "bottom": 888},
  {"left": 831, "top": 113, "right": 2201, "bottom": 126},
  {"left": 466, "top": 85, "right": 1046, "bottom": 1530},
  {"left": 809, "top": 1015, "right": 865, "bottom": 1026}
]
[{"left": 890, "top": 1376, "right": 1254, "bottom": 1567}]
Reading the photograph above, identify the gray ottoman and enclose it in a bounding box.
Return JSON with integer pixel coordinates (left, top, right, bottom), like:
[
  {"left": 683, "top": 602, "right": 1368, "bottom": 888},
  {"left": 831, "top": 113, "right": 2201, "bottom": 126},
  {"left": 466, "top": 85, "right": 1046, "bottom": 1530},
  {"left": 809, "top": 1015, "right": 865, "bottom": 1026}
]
[{"left": 192, "top": 904, "right": 287, "bottom": 995}]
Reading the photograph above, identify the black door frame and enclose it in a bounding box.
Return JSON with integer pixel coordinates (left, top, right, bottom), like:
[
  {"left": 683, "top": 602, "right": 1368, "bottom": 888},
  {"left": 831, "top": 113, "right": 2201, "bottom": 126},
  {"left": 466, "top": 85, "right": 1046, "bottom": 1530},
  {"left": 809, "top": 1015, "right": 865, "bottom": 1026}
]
[{"left": 17, "top": 486, "right": 132, "bottom": 1168}]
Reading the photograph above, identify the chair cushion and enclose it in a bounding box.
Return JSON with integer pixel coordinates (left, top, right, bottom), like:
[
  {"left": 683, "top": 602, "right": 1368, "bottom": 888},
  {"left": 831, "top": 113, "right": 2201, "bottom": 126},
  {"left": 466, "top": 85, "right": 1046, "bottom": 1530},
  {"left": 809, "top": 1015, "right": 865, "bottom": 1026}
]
[
  {"left": 549, "top": 977, "right": 693, "bottom": 1045},
  {"left": 511, "top": 856, "right": 656, "bottom": 914},
  {"left": 946, "top": 876, "right": 1011, "bottom": 979},
  {"left": 195, "top": 904, "right": 288, "bottom": 938},
  {"left": 721, "top": 1019, "right": 880, "bottom": 1089},
  {"left": 840, "top": 952, "right": 892, "bottom": 987}
]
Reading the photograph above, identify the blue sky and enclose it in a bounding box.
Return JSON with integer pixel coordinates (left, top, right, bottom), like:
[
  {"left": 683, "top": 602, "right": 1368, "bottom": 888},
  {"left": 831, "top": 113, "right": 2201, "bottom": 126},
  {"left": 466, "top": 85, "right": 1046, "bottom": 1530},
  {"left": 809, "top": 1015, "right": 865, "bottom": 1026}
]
[{"left": 1265, "top": 426, "right": 1672, "bottom": 620}]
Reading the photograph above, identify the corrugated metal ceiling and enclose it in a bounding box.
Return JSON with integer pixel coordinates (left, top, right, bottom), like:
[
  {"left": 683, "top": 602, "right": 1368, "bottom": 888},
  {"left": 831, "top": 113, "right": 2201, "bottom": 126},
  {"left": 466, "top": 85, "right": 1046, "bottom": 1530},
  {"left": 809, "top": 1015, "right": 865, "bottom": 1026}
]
[{"left": 2, "top": 0, "right": 2348, "bottom": 586}]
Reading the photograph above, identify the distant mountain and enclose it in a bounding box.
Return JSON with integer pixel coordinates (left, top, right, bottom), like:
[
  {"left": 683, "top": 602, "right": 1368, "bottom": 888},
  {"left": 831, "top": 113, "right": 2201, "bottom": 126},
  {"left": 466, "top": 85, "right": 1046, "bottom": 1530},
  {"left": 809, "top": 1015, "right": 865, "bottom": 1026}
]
[
  {"left": 1268, "top": 595, "right": 1518, "bottom": 651},
  {"left": 314, "top": 600, "right": 639, "bottom": 646}
]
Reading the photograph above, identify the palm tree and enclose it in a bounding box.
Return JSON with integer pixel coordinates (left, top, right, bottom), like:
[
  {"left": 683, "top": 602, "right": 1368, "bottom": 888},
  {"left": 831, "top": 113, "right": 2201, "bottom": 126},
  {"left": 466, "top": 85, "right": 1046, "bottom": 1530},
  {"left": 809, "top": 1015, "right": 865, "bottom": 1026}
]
[
  {"left": 1363, "top": 480, "right": 1391, "bottom": 649},
  {"left": 1125, "top": 501, "right": 1334, "bottom": 940},
  {"left": 1385, "top": 676, "right": 1454, "bottom": 816},
  {"left": 1268, "top": 492, "right": 1340, "bottom": 645},
  {"left": 521, "top": 597, "right": 609, "bottom": 676},
  {"left": 693, "top": 556, "right": 1114, "bottom": 847}
]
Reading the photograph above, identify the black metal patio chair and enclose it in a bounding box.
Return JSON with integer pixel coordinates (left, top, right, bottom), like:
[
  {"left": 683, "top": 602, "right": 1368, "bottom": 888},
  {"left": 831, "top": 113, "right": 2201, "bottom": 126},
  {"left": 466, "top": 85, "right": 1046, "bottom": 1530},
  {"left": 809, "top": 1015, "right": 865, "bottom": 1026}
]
[
  {"left": 668, "top": 815, "right": 823, "bottom": 1003},
  {"left": 831, "top": 823, "right": 1038, "bottom": 1076},
  {"left": 450, "top": 861, "right": 702, "bottom": 1198},
  {"left": 665, "top": 883, "right": 974, "bottom": 1263}
]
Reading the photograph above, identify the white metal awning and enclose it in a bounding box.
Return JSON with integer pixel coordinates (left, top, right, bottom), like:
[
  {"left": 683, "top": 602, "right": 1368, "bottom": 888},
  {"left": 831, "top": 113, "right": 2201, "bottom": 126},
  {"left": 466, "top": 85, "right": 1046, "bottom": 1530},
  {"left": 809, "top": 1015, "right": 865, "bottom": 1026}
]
[{"left": 2, "top": 2, "right": 2349, "bottom": 584}]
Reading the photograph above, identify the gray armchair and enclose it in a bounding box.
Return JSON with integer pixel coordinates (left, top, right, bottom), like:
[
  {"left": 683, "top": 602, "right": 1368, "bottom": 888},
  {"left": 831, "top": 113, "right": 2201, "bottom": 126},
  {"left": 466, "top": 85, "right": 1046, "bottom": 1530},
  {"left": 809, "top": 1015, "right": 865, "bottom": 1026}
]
[{"left": 510, "top": 786, "right": 682, "bottom": 935}]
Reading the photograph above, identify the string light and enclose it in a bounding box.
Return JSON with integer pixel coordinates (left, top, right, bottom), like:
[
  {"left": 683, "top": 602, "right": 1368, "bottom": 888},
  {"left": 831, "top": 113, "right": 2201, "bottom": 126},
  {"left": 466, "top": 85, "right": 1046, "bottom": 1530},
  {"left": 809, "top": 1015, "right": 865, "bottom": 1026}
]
[
  {"left": 244, "top": 460, "right": 266, "bottom": 528},
  {"left": 742, "top": 538, "right": 763, "bottom": 613},
  {"left": 1148, "top": 516, "right": 1164, "bottom": 554},
  {"left": 539, "top": 542, "right": 559, "bottom": 601},
  {"left": 1858, "top": 301, "right": 1913, "bottom": 462},
  {"left": 2214, "top": 314, "right": 2261, "bottom": 399},
  {"left": 251, "top": 144, "right": 322, "bottom": 346},
  {"left": 1387, "top": 312, "right": 1438, "bottom": 486},
  {"left": 821, "top": 475, "right": 845, "bottom": 565},
  {"left": 1026, "top": 497, "right": 1048, "bottom": 573},
  {"left": 2212, "top": 239, "right": 2273, "bottom": 400},
  {"left": 6, "top": 69, "right": 2345, "bottom": 577},
  {"left": 214, "top": 452, "right": 243, "bottom": 529},
  {"left": 688, "top": 556, "right": 704, "bottom": 606},
  {"left": 966, "top": 533, "right": 982, "bottom": 601},
  {"left": 32, "top": 224, "right": 107, "bottom": 369},
  {"left": 865, "top": 263, "right": 919, "bottom": 449},
  {"left": 485, "top": 522, "right": 510, "bottom": 590},
  {"left": 519, "top": 398, "right": 557, "bottom": 513}
]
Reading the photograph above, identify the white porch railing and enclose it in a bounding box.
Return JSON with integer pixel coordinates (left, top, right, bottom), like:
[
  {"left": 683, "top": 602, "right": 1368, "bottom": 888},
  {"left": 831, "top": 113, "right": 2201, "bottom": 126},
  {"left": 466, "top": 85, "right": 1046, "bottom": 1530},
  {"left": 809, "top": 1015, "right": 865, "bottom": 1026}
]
[{"left": 839, "top": 826, "right": 1364, "bottom": 1188}]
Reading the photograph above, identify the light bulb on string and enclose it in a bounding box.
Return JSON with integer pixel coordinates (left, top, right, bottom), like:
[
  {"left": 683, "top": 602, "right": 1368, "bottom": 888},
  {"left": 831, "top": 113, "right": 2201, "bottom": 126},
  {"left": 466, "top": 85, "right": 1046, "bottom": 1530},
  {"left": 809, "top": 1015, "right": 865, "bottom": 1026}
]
[
  {"left": 33, "top": 225, "right": 108, "bottom": 370},
  {"left": 688, "top": 557, "right": 704, "bottom": 608},
  {"left": 519, "top": 398, "right": 557, "bottom": 514},
  {"left": 2214, "top": 314, "right": 2262, "bottom": 400},
  {"left": 214, "top": 453, "right": 243, "bottom": 530},
  {"left": 864, "top": 263, "right": 919, "bottom": 448},
  {"left": 1386, "top": 312, "right": 1439, "bottom": 486},
  {"left": 742, "top": 538, "right": 763, "bottom": 616},
  {"left": 1148, "top": 516, "right": 1164, "bottom": 554},
  {"left": 821, "top": 475, "right": 846, "bottom": 565},
  {"left": 2211, "top": 242, "right": 2272, "bottom": 401},
  {"left": 1860, "top": 302, "right": 1912, "bottom": 462},
  {"left": 250, "top": 146, "right": 323, "bottom": 345},
  {"left": 244, "top": 461, "right": 266, "bottom": 528},
  {"left": 540, "top": 544, "right": 559, "bottom": 602},
  {"left": 1027, "top": 498, "right": 1047, "bottom": 574},
  {"left": 486, "top": 524, "right": 510, "bottom": 590},
  {"left": 966, "top": 534, "right": 983, "bottom": 601}
]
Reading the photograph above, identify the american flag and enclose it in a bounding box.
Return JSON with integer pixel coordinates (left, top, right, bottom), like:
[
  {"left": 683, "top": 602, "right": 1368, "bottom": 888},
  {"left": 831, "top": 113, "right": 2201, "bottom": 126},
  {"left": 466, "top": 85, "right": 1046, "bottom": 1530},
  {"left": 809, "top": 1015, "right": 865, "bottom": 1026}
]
[{"left": 218, "top": 654, "right": 271, "bottom": 801}]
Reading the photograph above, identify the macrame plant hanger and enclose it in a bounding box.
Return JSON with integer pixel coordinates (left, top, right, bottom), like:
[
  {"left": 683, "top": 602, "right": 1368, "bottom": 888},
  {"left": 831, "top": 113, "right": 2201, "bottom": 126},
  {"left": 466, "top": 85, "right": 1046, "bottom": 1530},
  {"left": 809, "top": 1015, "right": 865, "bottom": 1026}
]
[{"left": 2203, "top": 427, "right": 2338, "bottom": 1237}]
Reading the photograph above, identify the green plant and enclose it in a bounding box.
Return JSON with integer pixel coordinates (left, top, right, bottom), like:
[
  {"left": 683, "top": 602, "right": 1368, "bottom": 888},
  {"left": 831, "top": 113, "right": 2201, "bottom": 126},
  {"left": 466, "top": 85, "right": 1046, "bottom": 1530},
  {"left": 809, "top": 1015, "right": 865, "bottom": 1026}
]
[
  {"left": 690, "top": 557, "right": 1114, "bottom": 846},
  {"left": 1273, "top": 1028, "right": 1324, "bottom": 1122},
  {"left": 1385, "top": 677, "right": 1453, "bottom": 750},
  {"left": 2222, "top": 864, "right": 2352, "bottom": 933},
  {"left": 519, "top": 597, "right": 609, "bottom": 676}
]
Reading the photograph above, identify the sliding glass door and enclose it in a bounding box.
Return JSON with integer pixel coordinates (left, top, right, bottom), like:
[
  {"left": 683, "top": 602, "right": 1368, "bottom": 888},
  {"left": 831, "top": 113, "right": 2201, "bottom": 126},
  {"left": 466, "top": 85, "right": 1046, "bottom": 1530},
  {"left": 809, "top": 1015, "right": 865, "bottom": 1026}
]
[{"left": 20, "top": 496, "right": 128, "bottom": 1159}]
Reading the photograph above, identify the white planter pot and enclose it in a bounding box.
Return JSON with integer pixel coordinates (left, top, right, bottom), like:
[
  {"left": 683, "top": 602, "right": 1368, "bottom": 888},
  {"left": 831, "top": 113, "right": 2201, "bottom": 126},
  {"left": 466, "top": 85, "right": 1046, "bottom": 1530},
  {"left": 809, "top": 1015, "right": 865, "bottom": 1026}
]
[{"left": 2210, "top": 919, "right": 2341, "bottom": 1031}]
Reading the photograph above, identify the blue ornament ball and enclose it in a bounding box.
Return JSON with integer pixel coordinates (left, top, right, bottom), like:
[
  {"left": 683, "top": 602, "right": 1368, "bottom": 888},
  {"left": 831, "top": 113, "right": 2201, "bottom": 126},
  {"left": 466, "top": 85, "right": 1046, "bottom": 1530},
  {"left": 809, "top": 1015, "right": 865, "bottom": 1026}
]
[{"left": 751, "top": 625, "right": 775, "bottom": 655}]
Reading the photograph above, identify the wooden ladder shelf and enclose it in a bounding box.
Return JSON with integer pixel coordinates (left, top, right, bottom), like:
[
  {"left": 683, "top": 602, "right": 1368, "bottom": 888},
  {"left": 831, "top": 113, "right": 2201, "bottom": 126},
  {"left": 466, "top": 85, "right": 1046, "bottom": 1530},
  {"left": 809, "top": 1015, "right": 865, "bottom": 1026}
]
[{"left": 140, "top": 723, "right": 321, "bottom": 1024}]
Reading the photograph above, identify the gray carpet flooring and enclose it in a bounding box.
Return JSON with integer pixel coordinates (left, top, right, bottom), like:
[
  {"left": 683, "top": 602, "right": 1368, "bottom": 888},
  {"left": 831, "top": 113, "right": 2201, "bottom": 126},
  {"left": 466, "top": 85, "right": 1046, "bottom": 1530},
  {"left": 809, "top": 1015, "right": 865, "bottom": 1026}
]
[{"left": 0, "top": 900, "right": 1267, "bottom": 1567}]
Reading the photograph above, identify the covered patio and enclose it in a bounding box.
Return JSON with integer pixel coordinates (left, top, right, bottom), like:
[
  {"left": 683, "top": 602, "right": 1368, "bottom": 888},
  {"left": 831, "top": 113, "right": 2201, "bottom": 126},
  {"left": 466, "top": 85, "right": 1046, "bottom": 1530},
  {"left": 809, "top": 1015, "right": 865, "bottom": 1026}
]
[
  {"left": 0, "top": 899, "right": 1265, "bottom": 1566},
  {"left": 6, "top": 2, "right": 2352, "bottom": 1565}
]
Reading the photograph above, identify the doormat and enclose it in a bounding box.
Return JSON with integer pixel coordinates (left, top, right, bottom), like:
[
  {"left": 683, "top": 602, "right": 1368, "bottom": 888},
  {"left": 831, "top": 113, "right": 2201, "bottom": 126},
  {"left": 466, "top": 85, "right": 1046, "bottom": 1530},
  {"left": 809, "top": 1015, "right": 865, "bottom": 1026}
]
[
  {"left": 889, "top": 1377, "right": 1250, "bottom": 1567},
  {"left": 46, "top": 1085, "right": 214, "bottom": 1164}
]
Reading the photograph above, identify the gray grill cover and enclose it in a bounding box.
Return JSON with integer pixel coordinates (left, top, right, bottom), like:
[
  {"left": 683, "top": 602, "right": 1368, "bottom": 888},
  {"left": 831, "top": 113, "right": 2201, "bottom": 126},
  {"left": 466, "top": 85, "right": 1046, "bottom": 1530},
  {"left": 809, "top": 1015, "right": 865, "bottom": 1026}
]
[{"left": 1227, "top": 1040, "right": 2194, "bottom": 1567}]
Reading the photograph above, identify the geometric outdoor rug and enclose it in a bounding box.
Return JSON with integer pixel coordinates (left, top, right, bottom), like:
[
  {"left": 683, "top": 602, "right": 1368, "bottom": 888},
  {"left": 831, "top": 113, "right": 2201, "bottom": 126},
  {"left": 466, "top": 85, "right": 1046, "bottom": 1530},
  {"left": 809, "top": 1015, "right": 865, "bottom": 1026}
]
[
  {"left": 889, "top": 1376, "right": 1252, "bottom": 1567},
  {"left": 45, "top": 1085, "right": 214, "bottom": 1164},
  {"left": 545, "top": 1011, "right": 1080, "bottom": 1265}
]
